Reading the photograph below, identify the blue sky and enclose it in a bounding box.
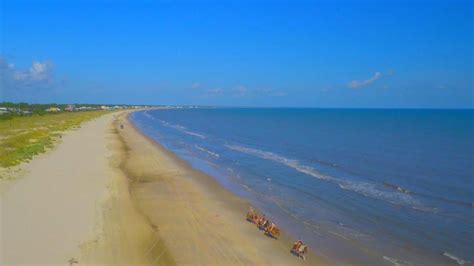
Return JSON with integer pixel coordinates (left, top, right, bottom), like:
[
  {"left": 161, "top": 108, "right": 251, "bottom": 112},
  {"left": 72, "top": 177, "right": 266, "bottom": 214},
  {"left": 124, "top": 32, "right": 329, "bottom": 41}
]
[{"left": 0, "top": 0, "right": 472, "bottom": 108}]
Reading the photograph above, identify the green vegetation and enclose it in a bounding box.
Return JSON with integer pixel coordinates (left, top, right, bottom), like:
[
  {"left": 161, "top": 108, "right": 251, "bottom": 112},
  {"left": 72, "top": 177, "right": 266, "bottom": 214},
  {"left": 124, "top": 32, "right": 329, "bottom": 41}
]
[
  {"left": 0, "top": 102, "right": 110, "bottom": 120},
  {"left": 0, "top": 102, "right": 71, "bottom": 114},
  {"left": 0, "top": 111, "right": 109, "bottom": 167}
]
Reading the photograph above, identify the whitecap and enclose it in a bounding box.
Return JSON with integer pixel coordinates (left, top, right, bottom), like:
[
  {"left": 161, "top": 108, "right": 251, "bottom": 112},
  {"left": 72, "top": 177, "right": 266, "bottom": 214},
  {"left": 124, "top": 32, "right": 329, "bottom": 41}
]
[
  {"left": 156, "top": 119, "right": 206, "bottom": 139},
  {"left": 225, "top": 145, "right": 332, "bottom": 180},
  {"left": 184, "top": 131, "right": 206, "bottom": 139},
  {"left": 195, "top": 145, "right": 219, "bottom": 157},
  {"left": 242, "top": 184, "right": 254, "bottom": 192},
  {"left": 143, "top": 111, "right": 155, "bottom": 119},
  {"left": 443, "top": 252, "right": 469, "bottom": 265},
  {"left": 226, "top": 144, "right": 426, "bottom": 210},
  {"left": 383, "top": 256, "right": 404, "bottom": 266},
  {"left": 338, "top": 181, "right": 419, "bottom": 207}
]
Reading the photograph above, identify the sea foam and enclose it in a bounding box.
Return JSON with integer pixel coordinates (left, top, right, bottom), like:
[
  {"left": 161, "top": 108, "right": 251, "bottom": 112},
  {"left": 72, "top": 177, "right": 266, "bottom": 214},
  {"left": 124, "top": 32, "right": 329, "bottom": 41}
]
[
  {"left": 184, "top": 131, "right": 206, "bottom": 139},
  {"left": 382, "top": 256, "right": 406, "bottom": 266},
  {"left": 157, "top": 119, "right": 206, "bottom": 139},
  {"left": 225, "top": 144, "right": 425, "bottom": 210},
  {"left": 143, "top": 111, "right": 155, "bottom": 120},
  {"left": 195, "top": 145, "right": 219, "bottom": 157},
  {"left": 443, "top": 252, "right": 469, "bottom": 265}
]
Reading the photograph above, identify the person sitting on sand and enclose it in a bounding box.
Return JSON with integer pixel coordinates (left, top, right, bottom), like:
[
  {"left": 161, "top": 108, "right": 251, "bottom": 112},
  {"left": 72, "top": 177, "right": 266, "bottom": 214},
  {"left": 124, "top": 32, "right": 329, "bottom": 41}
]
[
  {"left": 269, "top": 223, "right": 276, "bottom": 231},
  {"left": 262, "top": 218, "right": 270, "bottom": 229},
  {"left": 267, "top": 222, "right": 276, "bottom": 232},
  {"left": 250, "top": 213, "right": 259, "bottom": 224},
  {"left": 260, "top": 216, "right": 270, "bottom": 229},
  {"left": 258, "top": 215, "right": 266, "bottom": 226},
  {"left": 247, "top": 206, "right": 255, "bottom": 219},
  {"left": 247, "top": 206, "right": 260, "bottom": 224}
]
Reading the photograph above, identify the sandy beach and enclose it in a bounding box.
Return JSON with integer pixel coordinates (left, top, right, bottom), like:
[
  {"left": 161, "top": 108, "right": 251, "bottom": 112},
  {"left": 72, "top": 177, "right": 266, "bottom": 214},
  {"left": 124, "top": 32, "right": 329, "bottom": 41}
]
[
  {"left": 0, "top": 111, "right": 325, "bottom": 265},
  {"left": 1, "top": 113, "right": 159, "bottom": 265}
]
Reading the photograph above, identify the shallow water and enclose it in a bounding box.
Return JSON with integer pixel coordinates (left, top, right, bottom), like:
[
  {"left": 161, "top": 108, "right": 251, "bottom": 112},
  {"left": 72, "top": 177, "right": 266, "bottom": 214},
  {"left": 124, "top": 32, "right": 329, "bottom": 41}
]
[{"left": 130, "top": 108, "right": 473, "bottom": 265}]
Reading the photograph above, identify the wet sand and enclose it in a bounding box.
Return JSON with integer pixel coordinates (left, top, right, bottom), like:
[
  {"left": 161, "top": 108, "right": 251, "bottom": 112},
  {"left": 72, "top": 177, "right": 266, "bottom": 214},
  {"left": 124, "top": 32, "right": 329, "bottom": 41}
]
[{"left": 119, "top": 111, "right": 325, "bottom": 265}]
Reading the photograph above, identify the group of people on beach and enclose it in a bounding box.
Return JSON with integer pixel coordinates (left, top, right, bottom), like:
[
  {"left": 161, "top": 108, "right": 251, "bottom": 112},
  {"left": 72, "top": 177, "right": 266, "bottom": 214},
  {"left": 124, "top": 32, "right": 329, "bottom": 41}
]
[
  {"left": 246, "top": 206, "right": 308, "bottom": 260},
  {"left": 246, "top": 207, "right": 280, "bottom": 238}
]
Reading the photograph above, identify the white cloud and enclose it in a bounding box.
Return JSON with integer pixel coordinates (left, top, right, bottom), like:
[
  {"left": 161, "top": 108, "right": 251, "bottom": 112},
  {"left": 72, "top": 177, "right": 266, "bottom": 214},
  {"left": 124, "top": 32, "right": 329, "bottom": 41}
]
[
  {"left": 0, "top": 57, "right": 54, "bottom": 88},
  {"left": 348, "top": 72, "right": 382, "bottom": 88},
  {"left": 30, "top": 61, "right": 52, "bottom": 80}
]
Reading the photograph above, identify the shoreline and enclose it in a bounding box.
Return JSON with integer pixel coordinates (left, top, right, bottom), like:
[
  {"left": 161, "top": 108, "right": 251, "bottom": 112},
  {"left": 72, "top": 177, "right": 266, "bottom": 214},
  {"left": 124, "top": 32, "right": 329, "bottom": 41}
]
[
  {"left": 1, "top": 110, "right": 325, "bottom": 265},
  {"left": 120, "top": 111, "right": 325, "bottom": 265}
]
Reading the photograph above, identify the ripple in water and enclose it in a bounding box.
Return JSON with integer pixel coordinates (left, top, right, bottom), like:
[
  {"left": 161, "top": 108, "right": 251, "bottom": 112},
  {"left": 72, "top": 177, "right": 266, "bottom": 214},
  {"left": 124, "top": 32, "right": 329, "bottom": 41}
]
[{"left": 225, "top": 144, "right": 430, "bottom": 211}]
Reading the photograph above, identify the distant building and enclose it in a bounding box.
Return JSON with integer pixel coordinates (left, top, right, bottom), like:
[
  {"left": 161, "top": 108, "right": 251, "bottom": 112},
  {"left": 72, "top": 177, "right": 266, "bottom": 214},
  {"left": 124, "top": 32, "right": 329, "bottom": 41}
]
[
  {"left": 65, "top": 105, "right": 76, "bottom": 112},
  {"left": 0, "top": 107, "right": 9, "bottom": 115},
  {"left": 45, "top": 107, "right": 61, "bottom": 112}
]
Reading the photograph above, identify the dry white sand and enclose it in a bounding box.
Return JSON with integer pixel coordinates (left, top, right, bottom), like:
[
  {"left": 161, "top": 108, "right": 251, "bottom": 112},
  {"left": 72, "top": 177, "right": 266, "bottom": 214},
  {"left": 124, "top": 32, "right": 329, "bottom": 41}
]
[
  {"left": 0, "top": 114, "right": 116, "bottom": 265},
  {"left": 0, "top": 113, "right": 158, "bottom": 265}
]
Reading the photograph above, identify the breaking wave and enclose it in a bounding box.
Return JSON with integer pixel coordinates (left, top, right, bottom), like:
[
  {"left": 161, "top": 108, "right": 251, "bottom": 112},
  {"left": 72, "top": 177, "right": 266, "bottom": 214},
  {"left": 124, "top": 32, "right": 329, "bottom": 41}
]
[
  {"left": 383, "top": 182, "right": 411, "bottom": 194},
  {"left": 143, "top": 111, "right": 155, "bottom": 120},
  {"left": 338, "top": 182, "right": 418, "bottom": 208},
  {"left": 225, "top": 144, "right": 426, "bottom": 210},
  {"left": 195, "top": 145, "right": 219, "bottom": 157},
  {"left": 225, "top": 144, "right": 332, "bottom": 180},
  {"left": 157, "top": 119, "right": 206, "bottom": 139},
  {"left": 184, "top": 131, "right": 206, "bottom": 139},
  {"left": 383, "top": 182, "right": 472, "bottom": 208},
  {"left": 382, "top": 256, "right": 408, "bottom": 266},
  {"left": 443, "top": 252, "right": 469, "bottom": 265},
  {"left": 157, "top": 119, "right": 184, "bottom": 129}
]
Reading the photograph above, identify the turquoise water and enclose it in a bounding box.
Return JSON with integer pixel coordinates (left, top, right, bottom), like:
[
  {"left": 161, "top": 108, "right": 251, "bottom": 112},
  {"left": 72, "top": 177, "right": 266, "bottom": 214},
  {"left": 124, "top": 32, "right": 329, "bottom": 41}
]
[{"left": 130, "top": 108, "right": 473, "bottom": 265}]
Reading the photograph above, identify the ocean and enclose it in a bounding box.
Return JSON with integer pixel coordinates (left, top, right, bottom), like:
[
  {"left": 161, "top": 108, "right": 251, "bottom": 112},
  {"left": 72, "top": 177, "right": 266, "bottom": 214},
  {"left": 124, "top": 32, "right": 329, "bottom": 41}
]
[{"left": 130, "top": 108, "right": 473, "bottom": 265}]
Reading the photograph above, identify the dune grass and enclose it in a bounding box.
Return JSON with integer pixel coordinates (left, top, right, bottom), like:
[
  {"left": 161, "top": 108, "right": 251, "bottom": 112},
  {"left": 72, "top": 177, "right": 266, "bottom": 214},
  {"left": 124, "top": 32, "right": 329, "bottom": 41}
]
[{"left": 0, "top": 111, "right": 109, "bottom": 168}]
